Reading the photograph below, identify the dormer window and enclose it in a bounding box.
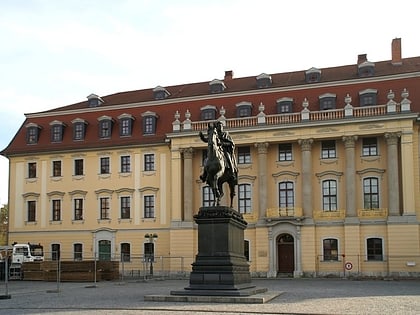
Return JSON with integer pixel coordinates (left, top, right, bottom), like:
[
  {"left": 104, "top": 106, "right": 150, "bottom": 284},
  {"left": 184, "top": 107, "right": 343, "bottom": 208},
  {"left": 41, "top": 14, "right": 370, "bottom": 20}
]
[
  {"left": 25, "top": 122, "right": 41, "bottom": 144},
  {"left": 142, "top": 111, "right": 158, "bottom": 135},
  {"left": 358, "top": 61, "right": 375, "bottom": 77},
  {"left": 118, "top": 113, "right": 134, "bottom": 137},
  {"left": 98, "top": 116, "right": 113, "bottom": 139},
  {"left": 359, "top": 89, "right": 378, "bottom": 106},
  {"left": 209, "top": 79, "right": 226, "bottom": 93},
  {"left": 276, "top": 97, "right": 293, "bottom": 114},
  {"left": 72, "top": 118, "right": 87, "bottom": 141},
  {"left": 200, "top": 105, "right": 217, "bottom": 121},
  {"left": 153, "top": 86, "right": 170, "bottom": 100},
  {"left": 49, "top": 120, "right": 65, "bottom": 143},
  {"left": 319, "top": 93, "right": 336, "bottom": 110},
  {"left": 87, "top": 93, "right": 104, "bottom": 107},
  {"left": 256, "top": 73, "right": 272, "bottom": 88},
  {"left": 305, "top": 67, "right": 321, "bottom": 83},
  {"left": 236, "top": 101, "right": 252, "bottom": 118}
]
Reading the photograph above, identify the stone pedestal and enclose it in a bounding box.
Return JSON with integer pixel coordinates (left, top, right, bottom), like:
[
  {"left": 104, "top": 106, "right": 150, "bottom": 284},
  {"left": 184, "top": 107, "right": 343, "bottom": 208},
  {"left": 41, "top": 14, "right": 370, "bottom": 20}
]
[{"left": 171, "top": 206, "right": 264, "bottom": 296}]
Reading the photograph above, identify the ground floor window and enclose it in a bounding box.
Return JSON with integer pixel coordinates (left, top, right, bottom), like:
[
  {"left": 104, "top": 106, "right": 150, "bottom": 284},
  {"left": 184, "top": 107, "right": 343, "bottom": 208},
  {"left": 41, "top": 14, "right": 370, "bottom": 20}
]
[
  {"left": 323, "top": 238, "right": 338, "bottom": 261},
  {"left": 367, "top": 237, "right": 383, "bottom": 261}
]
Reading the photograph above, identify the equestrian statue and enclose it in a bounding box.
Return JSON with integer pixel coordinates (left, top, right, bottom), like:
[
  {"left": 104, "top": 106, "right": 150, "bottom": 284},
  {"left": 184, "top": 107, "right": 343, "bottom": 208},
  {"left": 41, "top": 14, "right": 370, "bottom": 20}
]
[{"left": 199, "top": 121, "right": 238, "bottom": 207}]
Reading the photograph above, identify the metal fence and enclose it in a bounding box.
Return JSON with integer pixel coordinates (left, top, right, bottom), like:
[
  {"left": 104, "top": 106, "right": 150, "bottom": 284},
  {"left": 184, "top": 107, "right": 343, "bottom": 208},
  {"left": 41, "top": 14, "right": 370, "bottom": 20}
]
[{"left": 316, "top": 254, "right": 420, "bottom": 278}]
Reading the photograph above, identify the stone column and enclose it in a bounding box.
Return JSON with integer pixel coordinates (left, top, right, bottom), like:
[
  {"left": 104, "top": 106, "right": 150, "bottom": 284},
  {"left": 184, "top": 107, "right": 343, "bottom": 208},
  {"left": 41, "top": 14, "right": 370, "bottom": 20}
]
[
  {"left": 298, "top": 139, "right": 313, "bottom": 217},
  {"left": 182, "top": 147, "right": 194, "bottom": 221},
  {"left": 294, "top": 226, "right": 303, "bottom": 277},
  {"left": 385, "top": 133, "right": 401, "bottom": 216},
  {"left": 170, "top": 148, "right": 183, "bottom": 222},
  {"left": 399, "top": 131, "right": 416, "bottom": 215},
  {"left": 255, "top": 142, "right": 269, "bottom": 220},
  {"left": 342, "top": 136, "right": 358, "bottom": 217}
]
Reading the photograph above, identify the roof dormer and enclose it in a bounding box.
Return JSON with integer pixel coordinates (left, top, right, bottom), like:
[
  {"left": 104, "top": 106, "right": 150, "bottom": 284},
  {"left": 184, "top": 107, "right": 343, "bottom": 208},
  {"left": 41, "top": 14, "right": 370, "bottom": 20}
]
[
  {"left": 256, "top": 73, "right": 272, "bottom": 88},
  {"left": 87, "top": 93, "right": 104, "bottom": 107},
  {"left": 153, "top": 86, "right": 171, "bottom": 100},
  {"left": 358, "top": 61, "right": 375, "bottom": 77},
  {"left": 305, "top": 67, "right": 322, "bottom": 83},
  {"left": 209, "top": 79, "right": 226, "bottom": 94}
]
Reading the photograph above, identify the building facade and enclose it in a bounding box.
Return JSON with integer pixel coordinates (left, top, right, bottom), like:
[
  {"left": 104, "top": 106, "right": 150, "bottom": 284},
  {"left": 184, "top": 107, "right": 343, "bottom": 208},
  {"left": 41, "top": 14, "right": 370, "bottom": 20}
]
[{"left": 2, "top": 38, "right": 420, "bottom": 278}]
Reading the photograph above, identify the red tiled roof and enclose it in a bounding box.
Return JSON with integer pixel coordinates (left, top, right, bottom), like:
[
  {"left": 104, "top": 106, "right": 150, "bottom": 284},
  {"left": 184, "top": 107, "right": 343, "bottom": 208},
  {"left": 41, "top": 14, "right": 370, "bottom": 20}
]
[{"left": 2, "top": 56, "right": 420, "bottom": 157}]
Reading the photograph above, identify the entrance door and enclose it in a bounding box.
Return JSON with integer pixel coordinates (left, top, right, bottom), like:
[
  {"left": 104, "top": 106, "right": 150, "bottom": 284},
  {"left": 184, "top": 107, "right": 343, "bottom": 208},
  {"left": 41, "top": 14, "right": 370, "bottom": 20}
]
[
  {"left": 98, "top": 240, "right": 111, "bottom": 261},
  {"left": 277, "top": 234, "right": 294, "bottom": 273}
]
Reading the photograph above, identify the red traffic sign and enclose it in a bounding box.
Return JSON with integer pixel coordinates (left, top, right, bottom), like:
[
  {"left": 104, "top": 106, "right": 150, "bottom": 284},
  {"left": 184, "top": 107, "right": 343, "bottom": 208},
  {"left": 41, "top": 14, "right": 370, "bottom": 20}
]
[{"left": 345, "top": 262, "right": 353, "bottom": 270}]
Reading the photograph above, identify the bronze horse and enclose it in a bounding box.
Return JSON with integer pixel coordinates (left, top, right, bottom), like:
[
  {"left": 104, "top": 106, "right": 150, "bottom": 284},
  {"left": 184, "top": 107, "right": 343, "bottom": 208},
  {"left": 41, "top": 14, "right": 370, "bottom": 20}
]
[{"left": 202, "top": 123, "right": 236, "bottom": 207}]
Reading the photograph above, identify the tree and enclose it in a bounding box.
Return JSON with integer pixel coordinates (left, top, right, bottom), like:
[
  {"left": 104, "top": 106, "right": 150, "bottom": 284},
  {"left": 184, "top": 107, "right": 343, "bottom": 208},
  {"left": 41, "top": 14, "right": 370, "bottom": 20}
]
[{"left": 0, "top": 204, "right": 8, "bottom": 246}]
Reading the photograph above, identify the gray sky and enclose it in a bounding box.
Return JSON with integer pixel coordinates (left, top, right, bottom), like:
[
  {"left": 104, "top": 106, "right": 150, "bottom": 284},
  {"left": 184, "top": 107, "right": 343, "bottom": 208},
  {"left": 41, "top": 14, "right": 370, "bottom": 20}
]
[{"left": 1, "top": 0, "right": 419, "bottom": 205}]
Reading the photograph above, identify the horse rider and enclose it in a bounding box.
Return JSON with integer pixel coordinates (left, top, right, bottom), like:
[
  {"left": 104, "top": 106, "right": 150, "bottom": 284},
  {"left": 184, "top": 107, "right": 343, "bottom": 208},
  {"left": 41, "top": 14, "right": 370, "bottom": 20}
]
[{"left": 199, "top": 121, "right": 238, "bottom": 183}]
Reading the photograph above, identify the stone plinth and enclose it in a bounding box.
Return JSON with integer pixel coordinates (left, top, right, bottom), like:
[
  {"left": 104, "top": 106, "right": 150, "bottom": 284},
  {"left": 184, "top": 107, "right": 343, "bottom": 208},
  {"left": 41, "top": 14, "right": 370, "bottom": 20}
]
[{"left": 171, "top": 206, "right": 263, "bottom": 297}]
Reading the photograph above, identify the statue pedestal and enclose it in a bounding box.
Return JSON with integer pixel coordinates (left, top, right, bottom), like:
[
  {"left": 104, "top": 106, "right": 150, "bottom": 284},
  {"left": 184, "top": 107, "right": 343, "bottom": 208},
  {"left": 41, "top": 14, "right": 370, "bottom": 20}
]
[{"left": 172, "top": 206, "right": 265, "bottom": 296}]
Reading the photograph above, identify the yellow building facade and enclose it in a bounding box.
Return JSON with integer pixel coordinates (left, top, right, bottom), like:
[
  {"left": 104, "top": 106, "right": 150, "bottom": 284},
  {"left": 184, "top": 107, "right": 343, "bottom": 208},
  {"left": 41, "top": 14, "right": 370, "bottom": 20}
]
[{"left": 3, "top": 39, "right": 420, "bottom": 278}]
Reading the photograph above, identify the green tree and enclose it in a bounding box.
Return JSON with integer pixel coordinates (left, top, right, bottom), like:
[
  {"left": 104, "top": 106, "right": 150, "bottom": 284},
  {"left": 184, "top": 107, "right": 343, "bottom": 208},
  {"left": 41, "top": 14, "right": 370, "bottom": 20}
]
[{"left": 0, "top": 204, "right": 8, "bottom": 246}]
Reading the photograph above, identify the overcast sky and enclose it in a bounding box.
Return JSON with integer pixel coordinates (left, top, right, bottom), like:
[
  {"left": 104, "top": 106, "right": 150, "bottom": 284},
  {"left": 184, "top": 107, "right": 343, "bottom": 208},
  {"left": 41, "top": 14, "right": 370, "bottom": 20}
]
[{"left": 0, "top": 0, "right": 419, "bottom": 205}]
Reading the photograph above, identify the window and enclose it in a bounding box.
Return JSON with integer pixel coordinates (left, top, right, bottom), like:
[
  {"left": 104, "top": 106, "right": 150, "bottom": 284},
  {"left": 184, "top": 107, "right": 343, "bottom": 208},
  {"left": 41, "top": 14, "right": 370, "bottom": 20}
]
[
  {"left": 144, "top": 242, "right": 155, "bottom": 262},
  {"left": 153, "top": 86, "right": 170, "bottom": 100},
  {"left": 358, "top": 62, "right": 375, "bottom": 77},
  {"left": 305, "top": 67, "right": 321, "bottom": 83},
  {"left": 209, "top": 79, "right": 225, "bottom": 93},
  {"left": 120, "top": 196, "right": 131, "bottom": 219},
  {"left": 28, "top": 162, "right": 37, "bottom": 178},
  {"left": 142, "top": 113, "right": 158, "bottom": 135},
  {"left": 279, "top": 181, "right": 294, "bottom": 208},
  {"left": 202, "top": 186, "right": 215, "bottom": 207},
  {"left": 363, "top": 177, "right": 379, "bottom": 209},
  {"left": 322, "top": 180, "right": 337, "bottom": 211},
  {"left": 99, "top": 119, "right": 112, "bottom": 138},
  {"left": 74, "top": 243, "right": 83, "bottom": 261},
  {"left": 362, "top": 137, "right": 378, "bottom": 156},
  {"left": 144, "top": 195, "right": 155, "bottom": 218},
  {"left": 74, "top": 159, "right": 84, "bottom": 176},
  {"left": 87, "top": 94, "right": 103, "bottom": 107},
  {"left": 244, "top": 240, "right": 250, "bottom": 261},
  {"left": 26, "top": 125, "right": 40, "bottom": 144},
  {"left": 51, "top": 244, "right": 60, "bottom": 261},
  {"left": 100, "top": 157, "right": 110, "bottom": 174},
  {"left": 276, "top": 98, "right": 293, "bottom": 114},
  {"left": 52, "top": 160, "right": 62, "bottom": 177},
  {"left": 74, "top": 198, "right": 83, "bottom": 220},
  {"left": 359, "top": 89, "right": 377, "bottom": 106},
  {"left": 367, "top": 238, "right": 383, "bottom": 261},
  {"left": 323, "top": 238, "right": 338, "bottom": 261},
  {"left": 121, "top": 243, "right": 131, "bottom": 262},
  {"left": 144, "top": 154, "right": 155, "bottom": 171},
  {"left": 73, "top": 121, "right": 86, "bottom": 141},
  {"left": 256, "top": 73, "right": 272, "bottom": 88},
  {"left": 52, "top": 199, "right": 61, "bottom": 221},
  {"left": 27, "top": 200, "right": 36, "bottom": 222},
  {"left": 120, "top": 155, "right": 131, "bottom": 173},
  {"left": 100, "top": 197, "right": 110, "bottom": 220},
  {"left": 119, "top": 118, "right": 133, "bottom": 136},
  {"left": 321, "top": 140, "right": 336, "bottom": 159},
  {"left": 319, "top": 94, "right": 336, "bottom": 110},
  {"left": 238, "top": 183, "right": 251, "bottom": 214},
  {"left": 236, "top": 102, "right": 252, "bottom": 117},
  {"left": 51, "top": 124, "right": 64, "bottom": 142},
  {"left": 279, "top": 143, "right": 293, "bottom": 161},
  {"left": 201, "top": 108, "right": 216, "bottom": 120},
  {"left": 237, "top": 146, "right": 251, "bottom": 164}
]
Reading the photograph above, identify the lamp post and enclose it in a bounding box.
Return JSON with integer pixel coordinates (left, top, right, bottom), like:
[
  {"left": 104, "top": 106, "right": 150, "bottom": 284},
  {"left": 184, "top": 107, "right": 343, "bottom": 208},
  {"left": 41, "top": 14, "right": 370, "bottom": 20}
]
[{"left": 144, "top": 233, "right": 158, "bottom": 276}]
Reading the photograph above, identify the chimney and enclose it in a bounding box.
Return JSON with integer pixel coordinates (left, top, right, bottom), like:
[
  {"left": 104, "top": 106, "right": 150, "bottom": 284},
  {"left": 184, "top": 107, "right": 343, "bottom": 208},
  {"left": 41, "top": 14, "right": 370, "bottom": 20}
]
[
  {"left": 391, "top": 38, "right": 402, "bottom": 65},
  {"left": 357, "top": 54, "right": 367, "bottom": 65},
  {"left": 224, "top": 70, "right": 233, "bottom": 81}
]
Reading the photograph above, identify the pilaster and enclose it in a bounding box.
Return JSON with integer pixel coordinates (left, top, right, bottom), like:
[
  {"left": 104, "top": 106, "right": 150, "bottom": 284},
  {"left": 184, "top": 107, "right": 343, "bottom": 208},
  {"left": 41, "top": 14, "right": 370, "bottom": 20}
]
[
  {"left": 182, "top": 147, "right": 194, "bottom": 221},
  {"left": 343, "top": 136, "right": 357, "bottom": 217},
  {"left": 385, "top": 132, "right": 401, "bottom": 216},
  {"left": 298, "top": 139, "right": 313, "bottom": 217},
  {"left": 255, "top": 142, "right": 269, "bottom": 220}
]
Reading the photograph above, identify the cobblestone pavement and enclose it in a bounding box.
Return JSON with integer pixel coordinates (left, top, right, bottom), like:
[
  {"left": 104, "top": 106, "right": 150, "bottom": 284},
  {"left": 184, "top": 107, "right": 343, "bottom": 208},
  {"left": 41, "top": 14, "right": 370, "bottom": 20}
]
[{"left": 1, "top": 278, "right": 420, "bottom": 315}]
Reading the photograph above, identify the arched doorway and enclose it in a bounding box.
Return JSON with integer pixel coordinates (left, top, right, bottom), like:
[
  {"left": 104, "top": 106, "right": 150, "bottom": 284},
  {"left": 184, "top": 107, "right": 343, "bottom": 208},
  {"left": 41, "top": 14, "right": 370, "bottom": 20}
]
[{"left": 277, "top": 233, "right": 295, "bottom": 274}]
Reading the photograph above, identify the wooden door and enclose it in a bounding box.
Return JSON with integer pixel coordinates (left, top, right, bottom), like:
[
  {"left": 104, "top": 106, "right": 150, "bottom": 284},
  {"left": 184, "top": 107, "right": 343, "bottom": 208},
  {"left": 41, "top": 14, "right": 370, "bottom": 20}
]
[{"left": 277, "top": 234, "right": 294, "bottom": 273}]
